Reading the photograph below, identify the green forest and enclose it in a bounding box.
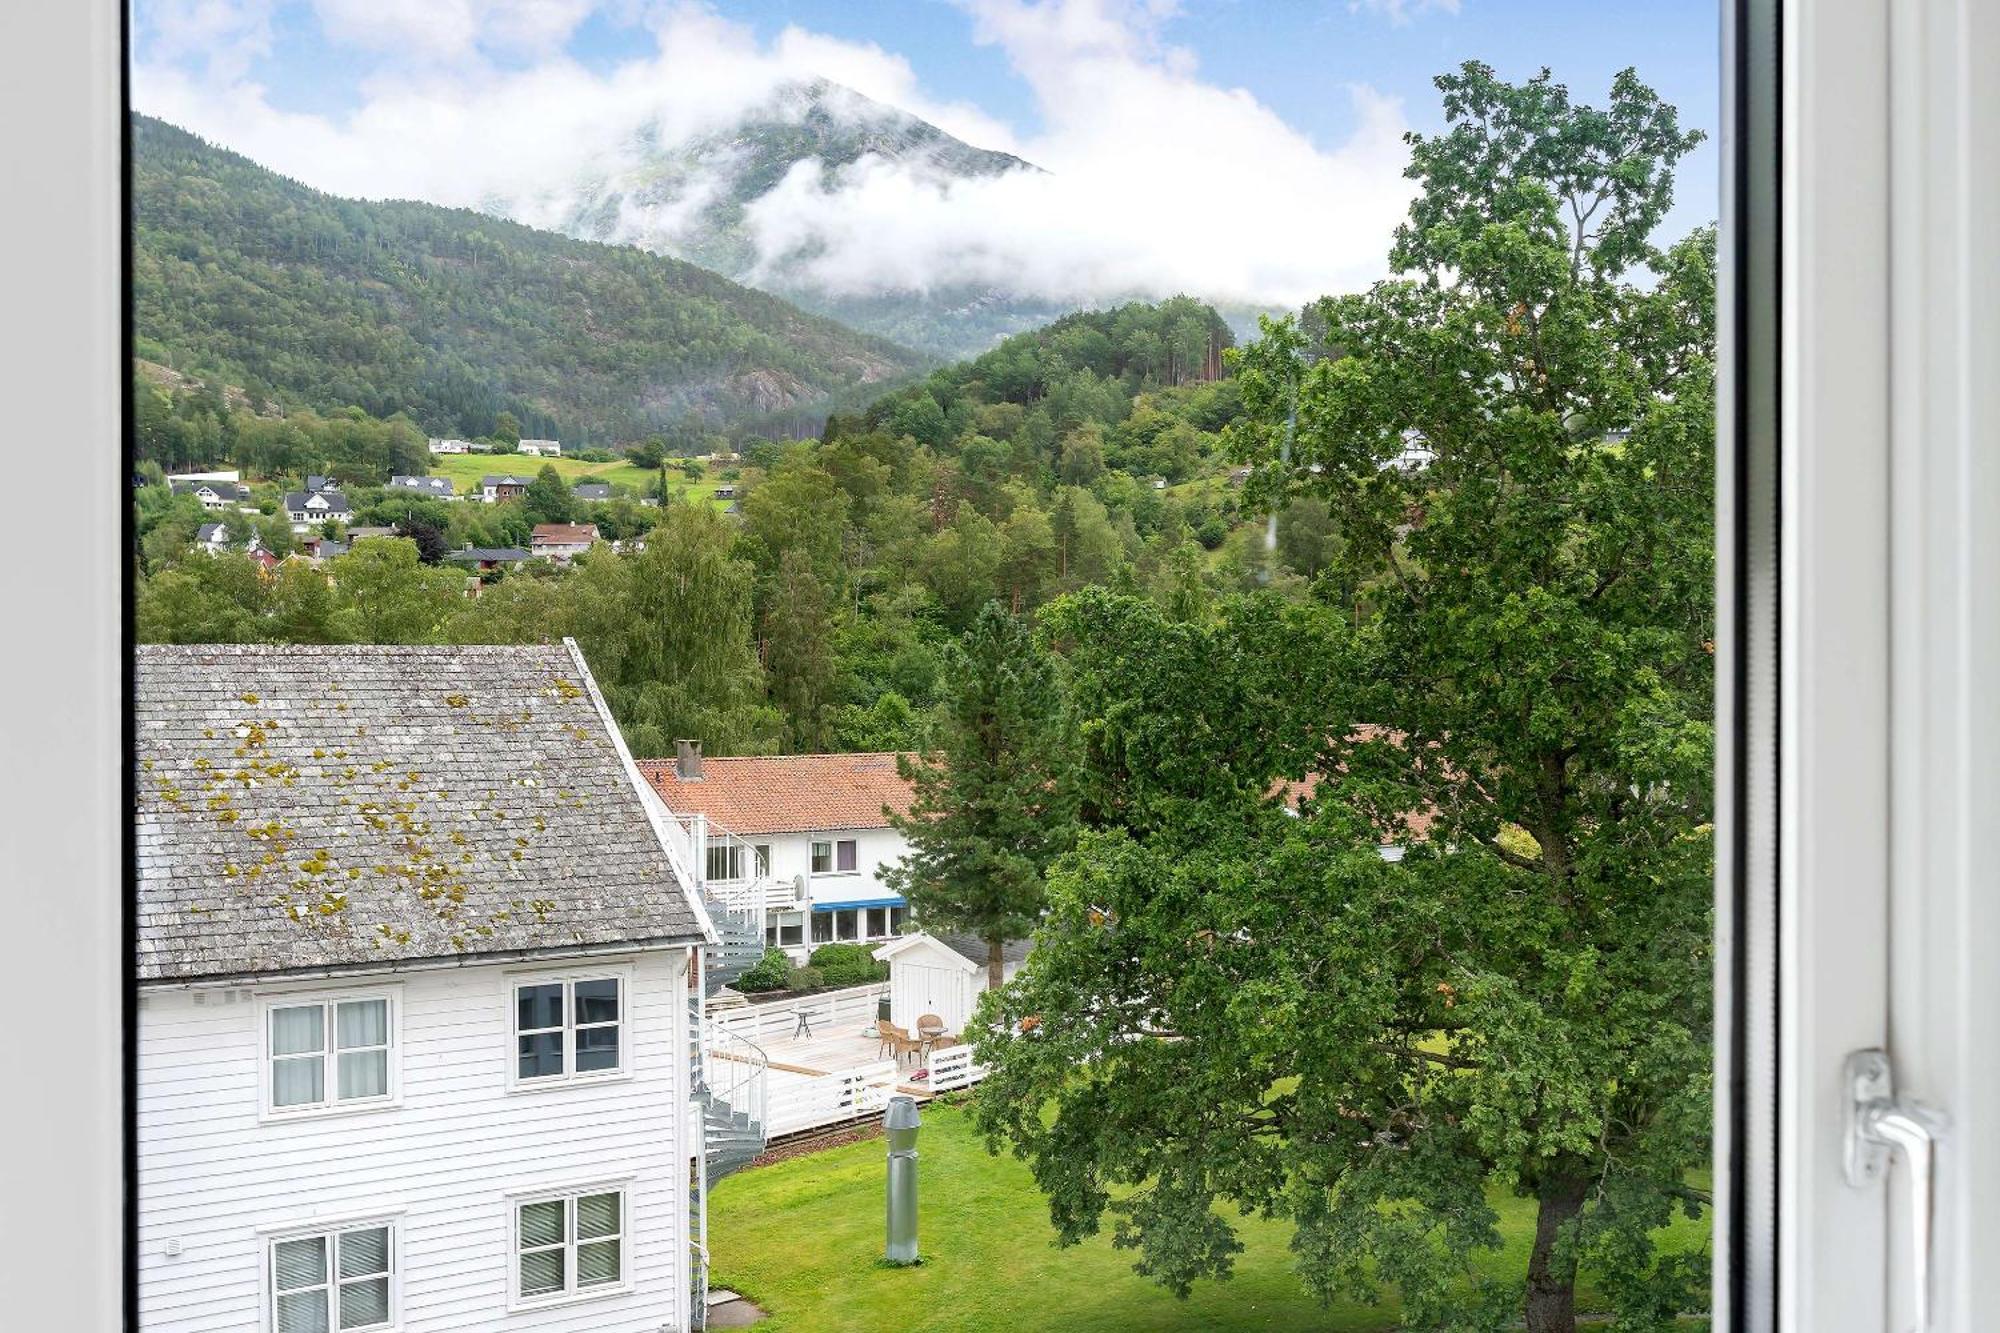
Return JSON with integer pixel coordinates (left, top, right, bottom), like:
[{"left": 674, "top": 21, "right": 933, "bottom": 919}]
[
  {"left": 131, "top": 114, "right": 924, "bottom": 446},
  {"left": 135, "top": 295, "right": 1289, "bottom": 757}
]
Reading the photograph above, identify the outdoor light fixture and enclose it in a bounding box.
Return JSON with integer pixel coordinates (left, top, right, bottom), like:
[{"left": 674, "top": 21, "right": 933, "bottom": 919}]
[{"left": 884, "top": 1095, "right": 921, "bottom": 1265}]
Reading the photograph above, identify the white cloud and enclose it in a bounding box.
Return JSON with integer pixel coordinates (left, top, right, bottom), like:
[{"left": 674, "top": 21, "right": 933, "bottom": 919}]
[
  {"left": 1349, "top": 0, "right": 1462, "bottom": 25},
  {"left": 139, "top": 0, "right": 278, "bottom": 81},
  {"left": 310, "top": 0, "right": 597, "bottom": 60},
  {"left": 133, "top": 0, "right": 1416, "bottom": 310}
]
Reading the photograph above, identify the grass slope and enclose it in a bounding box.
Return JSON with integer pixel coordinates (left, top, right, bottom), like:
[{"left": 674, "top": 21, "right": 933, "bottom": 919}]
[
  {"left": 708, "top": 1103, "right": 1708, "bottom": 1332},
  {"left": 421, "top": 454, "right": 722, "bottom": 506}
]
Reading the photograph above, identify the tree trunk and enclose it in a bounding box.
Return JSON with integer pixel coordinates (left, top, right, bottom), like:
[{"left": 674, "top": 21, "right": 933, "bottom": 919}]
[
  {"left": 1524, "top": 1172, "right": 1589, "bottom": 1333},
  {"left": 987, "top": 935, "right": 1006, "bottom": 993}
]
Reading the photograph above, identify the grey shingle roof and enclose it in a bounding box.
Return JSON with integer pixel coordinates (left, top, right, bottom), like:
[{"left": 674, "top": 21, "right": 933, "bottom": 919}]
[
  {"left": 134, "top": 641, "right": 708, "bottom": 984},
  {"left": 572, "top": 483, "right": 612, "bottom": 501},
  {"left": 935, "top": 933, "right": 1035, "bottom": 969}
]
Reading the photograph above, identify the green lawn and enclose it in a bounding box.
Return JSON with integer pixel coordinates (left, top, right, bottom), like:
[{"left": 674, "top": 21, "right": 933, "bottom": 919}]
[
  {"left": 708, "top": 1102, "right": 1709, "bottom": 1332},
  {"left": 421, "top": 453, "right": 724, "bottom": 505}
]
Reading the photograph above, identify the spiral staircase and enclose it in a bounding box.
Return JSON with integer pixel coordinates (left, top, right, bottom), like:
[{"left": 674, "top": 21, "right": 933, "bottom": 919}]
[{"left": 681, "top": 818, "right": 774, "bottom": 1331}]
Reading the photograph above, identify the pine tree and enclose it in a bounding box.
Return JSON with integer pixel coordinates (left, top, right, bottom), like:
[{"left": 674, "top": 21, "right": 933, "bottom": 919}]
[{"left": 886, "top": 602, "right": 1076, "bottom": 989}]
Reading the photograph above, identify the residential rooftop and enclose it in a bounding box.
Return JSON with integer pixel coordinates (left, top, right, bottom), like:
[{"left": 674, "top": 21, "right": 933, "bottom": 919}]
[
  {"left": 638, "top": 751, "right": 917, "bottom": 836},
  {"left": 134, "top": 641, "right": 707, "bottom": 984}
]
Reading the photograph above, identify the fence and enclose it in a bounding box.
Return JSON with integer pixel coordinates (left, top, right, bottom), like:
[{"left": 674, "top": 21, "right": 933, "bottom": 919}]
[
  {"left": 925, "top": 1043, "right": 984, "bottom": 1093},
  {"left": 713, "top": 982, "right": 889, "bottom": 1046},
  {"left": 766, "top": 1060, "right": 900, "bottom": 1139}
]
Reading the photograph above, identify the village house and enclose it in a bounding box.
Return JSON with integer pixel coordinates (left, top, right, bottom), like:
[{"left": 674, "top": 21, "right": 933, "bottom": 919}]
[
  {"left": 531, "top": 522, "right": 601, "bottom": 561},
  {"left": 194, "top": 521, "right": 234, "bottom": 554},
  {"left": 134, "top": 642, "right": 771, "bottom": 1333},
  {"left": 518, "top": 439, "right": 562, "bottom": 458},
  {"left": 172, "top": 478, "right": 251, "bottom": 510},
  {"left": 479, "top": 473, "right": 533, "bottom": 504},
  {"left": 640, "top": 745, "right": 918, "bottom": 960},
  {"left": 446, "top": 542, "right": 531, "bottom": 574},
  {"left": 572, "top": 482, "right": 612, "bottom": 502},
  {"left": 284, "top": 479, "right": 351, "bottom": 532},
  {"left": 386, "top": 474, "right": 455, "bottom": 499},
  {"left": 426, "top": 438, "right": 472, "bottom": 455}
]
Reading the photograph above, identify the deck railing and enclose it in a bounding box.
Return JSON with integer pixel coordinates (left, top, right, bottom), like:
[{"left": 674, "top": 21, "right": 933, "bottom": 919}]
[
  {"left": 766, "top": 1059, "right": 900, "bottom": 1138},
  {"left": 712, "top": 982, "right": 890, "bottom": 1045}
]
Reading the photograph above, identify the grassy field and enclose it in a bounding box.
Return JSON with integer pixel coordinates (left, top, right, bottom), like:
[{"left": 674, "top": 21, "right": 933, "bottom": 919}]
[
  {"left": 708, "top": 1102, "right": 1710, "bottom": 1333},
  {"left": 421, "top": 453, "right": 725, "bottom": 505}
]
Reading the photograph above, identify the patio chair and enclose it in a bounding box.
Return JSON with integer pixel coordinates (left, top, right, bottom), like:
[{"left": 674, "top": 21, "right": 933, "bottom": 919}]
[
  {"left": 876, "top": 1022, "right": 905, "bottom": 1062},
  {"left": 887, "top": 1024, "right": 926, "bottom": 1067},
  {"left": 915, "top": 1013, "right": 947, "bottom": 1059}
]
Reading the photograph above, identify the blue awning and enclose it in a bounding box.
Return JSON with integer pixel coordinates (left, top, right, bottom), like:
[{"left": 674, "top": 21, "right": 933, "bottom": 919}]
[{"left": 810, "top": 897, "right": 906, "bottom": 912}]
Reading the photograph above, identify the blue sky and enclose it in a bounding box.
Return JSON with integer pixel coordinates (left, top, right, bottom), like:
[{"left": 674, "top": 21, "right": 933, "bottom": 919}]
[{"left": 132, "top": 1, "right": 1719, "bottom": 306}]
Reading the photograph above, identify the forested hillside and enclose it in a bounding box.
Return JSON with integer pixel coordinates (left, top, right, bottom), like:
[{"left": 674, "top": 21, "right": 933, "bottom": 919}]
[
  {"left": 131, "top": 114, "right": 924, "bottom": 445},
  {"left": 135, "top": 295, "right": 1308, "bottom": 757}
]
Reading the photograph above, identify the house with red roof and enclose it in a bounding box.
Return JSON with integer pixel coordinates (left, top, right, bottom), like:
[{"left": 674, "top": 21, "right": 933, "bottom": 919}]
[{"left": 639, "top": 743, "right": 918, "bottom": 960}]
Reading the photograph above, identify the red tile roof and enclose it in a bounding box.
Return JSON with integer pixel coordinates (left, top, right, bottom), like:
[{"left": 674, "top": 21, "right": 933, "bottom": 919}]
[
  {"left": 531, "top": 523, "right": 600, "bottom": 546},
  {"left": 637, "top": 752, "right": 917, "bottom": 836}
]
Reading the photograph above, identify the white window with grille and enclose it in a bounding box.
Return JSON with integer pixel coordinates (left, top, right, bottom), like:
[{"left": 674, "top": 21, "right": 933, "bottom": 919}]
[
  {"left": 266, "top": 1219, "right": 396, "bottom": 1332},
  {"left": 510, "top": 1185, "right": 627, "bottom": 1309},
  {"left": 261, "top": 991, "right": 397, "bottom": 1118}
]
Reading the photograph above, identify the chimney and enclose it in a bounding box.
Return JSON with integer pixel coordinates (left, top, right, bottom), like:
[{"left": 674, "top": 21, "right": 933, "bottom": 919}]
[{"left": 675, "top": 739, "right": 703, "bottom": 781}]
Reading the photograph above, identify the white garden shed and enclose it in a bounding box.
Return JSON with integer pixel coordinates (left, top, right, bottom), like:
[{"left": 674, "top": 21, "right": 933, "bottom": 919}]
[{"left": 871, "top": 933, "right": 1032, "bottom": 1036}]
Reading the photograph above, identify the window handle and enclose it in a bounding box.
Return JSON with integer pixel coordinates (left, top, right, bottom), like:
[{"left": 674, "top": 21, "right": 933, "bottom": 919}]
[{"left": 1845, "top": 1049, "right": 1950, "bottom": 1332}]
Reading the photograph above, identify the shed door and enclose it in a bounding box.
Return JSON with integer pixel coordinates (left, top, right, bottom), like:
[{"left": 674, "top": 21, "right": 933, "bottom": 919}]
[{"left": 894, "top": 961, "right": 969, "bottom": 1033}]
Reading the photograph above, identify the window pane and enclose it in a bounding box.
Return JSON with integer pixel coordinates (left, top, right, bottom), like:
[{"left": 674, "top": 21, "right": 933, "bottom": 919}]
[
  {"left": 337, "top": 1227, "right": 388, "bottom": 1280},
  {"left": 812, "top": 912, "right": 833, "bottom": 943},
  {"left": 577, "top": 1239, "right": 621, "bottom": 1288},
  {"left": 837, "top": 840, "right": 857, "bottom": 872},
  {"left": 337, "top": 1277, "right": 389, "bottom": 1330},
  {"left": 705, "top": 845, "right": 728, "bottom": 881},
  {"left": 274, "top": 1236, "right": 327, "bottom": 1290},
  {"left": 867, "top": 908, "right": 887, "bottom": 937},
  {"left": 517, "top": 1031, "right": 563, "bottom": 1080},
  {"left": 335, "top": 1000, "right": 386, "bottom": 1050},
  {"left": 765, "top": 923, "right": 778, "bottom": 947},
  {"left": 755, "top": 845, "right": 770, "bottom": 874},
  {"left": 337, "top": 1050, "right": 387, "bottom": 1100},
  {"left": 516, "top": 983, "right": 563, "bottom": 1032},
  {"left": 576, "top": 1192, "right": 620, "bottom": 1239},
  {"left": 519, "top": 1247, "right": 564, "bottom": 1298},
  {"left": 811, "top": 841, "right": 831, "bottom": 872},
  {"left": 891, "top": 906, "right": 907, "bottom": 933},
  {"left": 779, "top": 916, "right": 804, "bottom": 946},
  {"left": 575, "top": 1025, "right": 619, "bottom": 1072},
  {"left": 573, "top": 979, "right": 618, "bottom": 1025},
  {"left": 519, "top": 1199, "right": 565, "bottom": 1249},
  {"left": 276, "top": 1289, "right": 329, "bottom": 1333},
  {"left": 273, "top": 1056, "right": 324, "bottom": 1108},
  {"left": 837, "top": 910, "right": 858, "bottom": 941},
  {"left": 271, "top": 1005, "right": 325, "bottom": 1057}
]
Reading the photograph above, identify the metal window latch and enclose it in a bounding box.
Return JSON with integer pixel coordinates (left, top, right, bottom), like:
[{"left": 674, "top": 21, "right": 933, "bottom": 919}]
[{"left": 1845, "top": 1049, "right": 1950, "bottom": 1333}]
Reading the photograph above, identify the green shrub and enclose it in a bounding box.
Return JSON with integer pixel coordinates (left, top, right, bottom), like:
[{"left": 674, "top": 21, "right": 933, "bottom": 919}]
[
  {"left": 734, "top": 948, "right": 792, "bottom": 993},
  {"left": 783, "top": 965, "right": 827, "bottom": 992},
  {"left": 809, "top": 943, "right": 889, "bottom": 987}
]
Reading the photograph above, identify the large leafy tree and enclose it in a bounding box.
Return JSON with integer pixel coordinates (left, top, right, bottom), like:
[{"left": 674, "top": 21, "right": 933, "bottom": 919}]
[
  {"left": 973, "top": 65, "right": 1714, "bottom": 1332},
  {"left": 887, "top": 602, "right": 1077, "bottom": 988}
]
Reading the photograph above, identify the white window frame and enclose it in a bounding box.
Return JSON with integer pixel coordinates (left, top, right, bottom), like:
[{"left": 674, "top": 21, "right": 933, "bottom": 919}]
[
  {"left": 506, "top": 966, "right": 633, "bottom": 1092},
  {"left": 257, "top": 988, "right": 401, "bottom": 1122},
  {"left": 809, "top": 839, "right": 833, "bottom": 874},
  {"left": 506, "top": 1181, "right": 632, "bottom": 1312},
  {"left": 259, "top": 1213, "right": 402, "bottom": 1333}
]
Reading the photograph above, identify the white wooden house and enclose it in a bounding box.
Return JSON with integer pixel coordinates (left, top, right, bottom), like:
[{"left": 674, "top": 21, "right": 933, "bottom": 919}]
[
  {"left": 135, "top": 642, "right": 770, "bottom": 1333},
  {"left": 639, "top": 745, "right": 918, "bottom": 961},
  {"left": 870, "top": 933, "right": 1033, "bottom": 1034},
  {"left": 518, "top": 439, "right": 562, "bottom": 457}
]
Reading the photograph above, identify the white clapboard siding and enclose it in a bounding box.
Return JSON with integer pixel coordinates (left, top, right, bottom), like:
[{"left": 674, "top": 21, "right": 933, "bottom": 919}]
[{"left": 136, "top": 948, "right": 692, "bottom": 1333}]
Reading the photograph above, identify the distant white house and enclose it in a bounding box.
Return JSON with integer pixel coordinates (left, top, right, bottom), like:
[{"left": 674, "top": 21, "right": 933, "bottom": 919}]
[
  {"left": 427, "top": 438, "right": 472, "bottom": 454},
  {"left": 134, "top": 641, "right": 768, "bottom": 1333},
  {"left": 284, "top": 480, "right": 351, "bottom": 531},
  {"left": 167, "top": 468, "right": 242, "bottom": 485},
  {"left": 194, "top": 521, "right": 235, "bottom": 553},
  {"left": 171, "top": 478, "right": 251, "bottom": 510},
  {"left": 1386, "top": 429, "right": 1438, "bottom": 473},
  {"left": 531, "top": 522, "right": 601, "bottom": 562},
  {"left": 518, "top": 438, "right": 562, "bottom": 457},
  {"left": 387, "top": 474, "right": 455, "bottom": 498},
  {"left": 640, "top": 745, "right": 918, "bottom": 960}
]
